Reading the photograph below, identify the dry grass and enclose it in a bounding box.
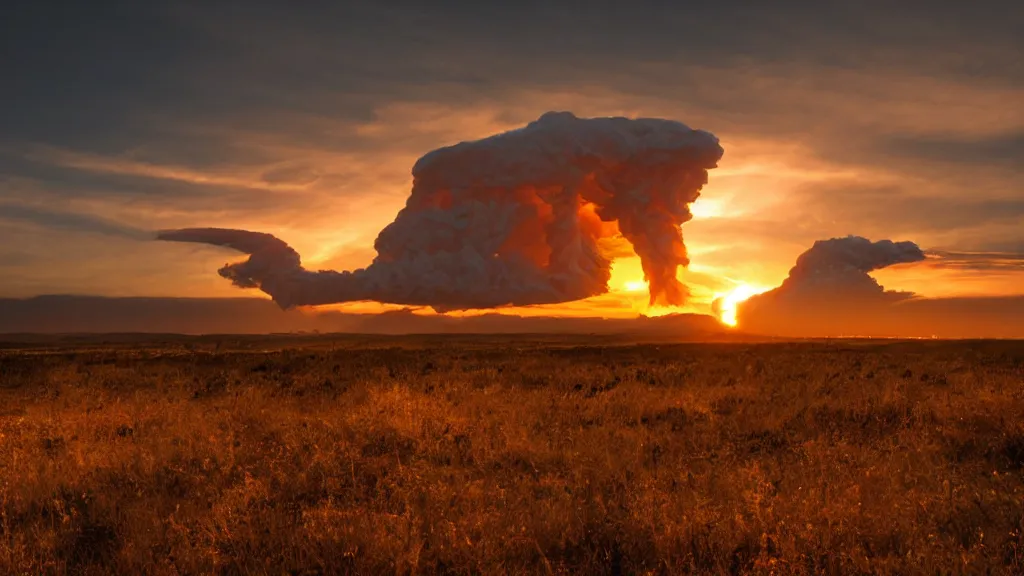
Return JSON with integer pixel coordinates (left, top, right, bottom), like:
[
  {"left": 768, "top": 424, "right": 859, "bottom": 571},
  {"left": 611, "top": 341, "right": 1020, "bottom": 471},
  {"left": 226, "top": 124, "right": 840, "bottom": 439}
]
[{"left": 1, "top": 335, "right": 1023, "bottom": 575}]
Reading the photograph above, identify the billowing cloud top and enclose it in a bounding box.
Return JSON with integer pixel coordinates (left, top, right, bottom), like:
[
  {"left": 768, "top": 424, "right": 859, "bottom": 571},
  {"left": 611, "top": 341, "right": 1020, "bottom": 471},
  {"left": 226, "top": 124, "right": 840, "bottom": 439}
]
[
  {"left": 774, "top": 236, "right": 926, "bottom": 299},
  {"left": 159, "top": 111, "right": 723, "bottom": 311}
]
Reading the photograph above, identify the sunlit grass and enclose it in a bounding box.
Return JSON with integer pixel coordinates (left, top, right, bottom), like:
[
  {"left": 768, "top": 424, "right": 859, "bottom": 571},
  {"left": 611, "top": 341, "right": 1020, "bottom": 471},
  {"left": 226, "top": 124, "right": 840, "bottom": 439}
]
[{"left": 1, "top": 336, "right": 1022, "bottom": 574}]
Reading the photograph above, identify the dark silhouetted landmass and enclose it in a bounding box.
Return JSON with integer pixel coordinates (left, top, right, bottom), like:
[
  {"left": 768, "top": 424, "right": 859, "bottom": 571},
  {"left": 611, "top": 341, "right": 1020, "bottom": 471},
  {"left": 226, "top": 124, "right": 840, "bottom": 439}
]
[
  {"left": 0, "top": 295, "right": 729, "bottom": 337},
  {"left": 3, "top": 294, "right": 1022, "bottom": 339},
  {"left": 739, "top": 294, "right": 1024, "bottom": 339}
]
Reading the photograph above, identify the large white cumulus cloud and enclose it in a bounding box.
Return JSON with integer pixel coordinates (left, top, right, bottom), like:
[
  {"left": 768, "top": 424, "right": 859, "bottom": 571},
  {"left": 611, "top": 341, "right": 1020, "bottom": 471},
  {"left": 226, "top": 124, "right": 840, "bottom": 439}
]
[{"left": 159, "top": 111, "right": 723, "bottom": 311}]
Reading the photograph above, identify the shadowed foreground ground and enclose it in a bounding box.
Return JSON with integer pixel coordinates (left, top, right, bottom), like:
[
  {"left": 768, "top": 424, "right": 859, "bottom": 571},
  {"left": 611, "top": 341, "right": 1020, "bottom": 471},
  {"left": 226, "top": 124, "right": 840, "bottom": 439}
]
[{"left": 1, "top": 335, "right": 1023, "bottom": 574}]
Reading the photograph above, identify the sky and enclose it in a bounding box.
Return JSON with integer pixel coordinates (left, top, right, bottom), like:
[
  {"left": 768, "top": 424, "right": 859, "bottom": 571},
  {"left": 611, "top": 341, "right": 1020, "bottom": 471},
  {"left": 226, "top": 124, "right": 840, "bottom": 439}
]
[{"left": 2, "top": 0, "right": 1022, "bottom": 322}]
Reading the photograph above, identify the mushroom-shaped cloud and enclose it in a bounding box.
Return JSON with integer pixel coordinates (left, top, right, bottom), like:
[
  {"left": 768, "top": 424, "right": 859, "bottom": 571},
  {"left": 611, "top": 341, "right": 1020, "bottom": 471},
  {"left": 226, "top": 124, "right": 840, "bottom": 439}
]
[{"left": 159, "top": 111, "right": 724, "bottom": 312}]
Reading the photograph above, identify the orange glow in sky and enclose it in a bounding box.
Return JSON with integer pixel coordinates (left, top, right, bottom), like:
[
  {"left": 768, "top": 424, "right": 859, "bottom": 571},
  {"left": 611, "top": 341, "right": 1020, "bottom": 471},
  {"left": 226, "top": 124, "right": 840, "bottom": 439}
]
[
  {"left": 3, "top": 1, "right": 1023, "bottom": 341},
  {"left": 5, "top": 88, "right": 1022, "bottom": 318}
]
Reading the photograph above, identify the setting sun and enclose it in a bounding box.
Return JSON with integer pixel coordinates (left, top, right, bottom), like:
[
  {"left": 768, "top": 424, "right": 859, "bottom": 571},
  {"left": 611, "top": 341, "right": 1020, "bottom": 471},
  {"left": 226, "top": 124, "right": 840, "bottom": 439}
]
[
  {"left": 623, "top": 279, "right": 648, "bottom": 292},
  {"left": 714, "top": 283, "right": 772, "bottom": 327}
]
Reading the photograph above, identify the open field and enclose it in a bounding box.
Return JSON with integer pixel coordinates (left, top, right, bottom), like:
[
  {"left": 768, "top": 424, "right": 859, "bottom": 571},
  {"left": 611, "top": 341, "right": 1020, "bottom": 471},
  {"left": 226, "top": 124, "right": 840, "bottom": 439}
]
[{"left": 1, "top": 335, "right": 1023, "bottom": 574}]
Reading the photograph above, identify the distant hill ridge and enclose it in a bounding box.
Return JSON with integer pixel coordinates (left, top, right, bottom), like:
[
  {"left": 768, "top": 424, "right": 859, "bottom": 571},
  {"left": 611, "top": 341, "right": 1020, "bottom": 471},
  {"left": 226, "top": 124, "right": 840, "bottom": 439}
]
[
  {"left": 3, "top": 295, "right": 1021, "bottom": 338},
  {"left": 0, "top": 295, "right": 727, "bottom": 336}
]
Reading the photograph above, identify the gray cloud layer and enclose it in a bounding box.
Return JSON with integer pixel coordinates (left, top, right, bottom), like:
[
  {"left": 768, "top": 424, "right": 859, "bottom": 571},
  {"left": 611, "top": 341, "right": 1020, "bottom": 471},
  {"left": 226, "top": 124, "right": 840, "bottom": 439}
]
[{"left": 0, "top": 203, "right": 153, "bottom": 240}]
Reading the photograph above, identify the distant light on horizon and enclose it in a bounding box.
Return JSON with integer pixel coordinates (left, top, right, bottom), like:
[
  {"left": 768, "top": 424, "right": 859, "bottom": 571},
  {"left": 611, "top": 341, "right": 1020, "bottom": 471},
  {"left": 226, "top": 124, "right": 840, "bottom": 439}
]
[{"left": 714, "top": 283, "right": 772, "bottom": 327}]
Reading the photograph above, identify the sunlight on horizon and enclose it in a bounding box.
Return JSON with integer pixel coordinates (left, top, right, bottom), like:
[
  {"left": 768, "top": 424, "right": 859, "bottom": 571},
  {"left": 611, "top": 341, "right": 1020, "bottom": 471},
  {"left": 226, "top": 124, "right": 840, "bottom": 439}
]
[{"left": 714, "top": 283, "right": 773, "bottom": 327}]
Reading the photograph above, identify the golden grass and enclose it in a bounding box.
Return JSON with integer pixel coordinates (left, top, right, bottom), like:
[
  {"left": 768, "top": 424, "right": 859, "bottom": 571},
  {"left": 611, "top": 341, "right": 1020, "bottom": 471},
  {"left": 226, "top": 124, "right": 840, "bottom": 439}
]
[{"left": 1, "top": 336, "right": 1023, "bottom": 574}]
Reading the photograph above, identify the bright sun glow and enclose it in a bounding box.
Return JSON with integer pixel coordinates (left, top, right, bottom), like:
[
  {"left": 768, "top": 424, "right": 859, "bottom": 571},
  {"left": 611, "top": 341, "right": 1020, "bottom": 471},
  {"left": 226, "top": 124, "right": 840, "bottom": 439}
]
[
  {"left": 623, "top": 279, "right": 648, "bottom": 292},
  {"left": 690, "top": 197, "right": 725, "bottom": 219},
  {"left": 714, "top": 284, "right": 772, "bottom": 327}
]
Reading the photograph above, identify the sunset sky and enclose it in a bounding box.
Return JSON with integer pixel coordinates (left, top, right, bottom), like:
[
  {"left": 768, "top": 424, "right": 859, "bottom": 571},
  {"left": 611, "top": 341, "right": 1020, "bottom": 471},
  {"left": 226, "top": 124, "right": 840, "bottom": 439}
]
[{"left": 2, "top": 1, "right": 1022, "bottom": 322}]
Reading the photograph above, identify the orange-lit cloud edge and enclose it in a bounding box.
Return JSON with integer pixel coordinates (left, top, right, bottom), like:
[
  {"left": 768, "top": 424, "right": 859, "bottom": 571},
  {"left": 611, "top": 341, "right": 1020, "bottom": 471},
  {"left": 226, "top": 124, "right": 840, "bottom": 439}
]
[{"left": 10, "top": 70, "right": 1023, "bottom": 324}]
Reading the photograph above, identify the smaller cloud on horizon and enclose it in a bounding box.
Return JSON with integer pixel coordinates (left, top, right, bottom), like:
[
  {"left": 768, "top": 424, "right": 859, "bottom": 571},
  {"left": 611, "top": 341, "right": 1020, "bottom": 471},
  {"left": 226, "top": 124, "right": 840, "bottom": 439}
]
[{"left": 734, "top": 235, "right": 1024, "bottom": 337}]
